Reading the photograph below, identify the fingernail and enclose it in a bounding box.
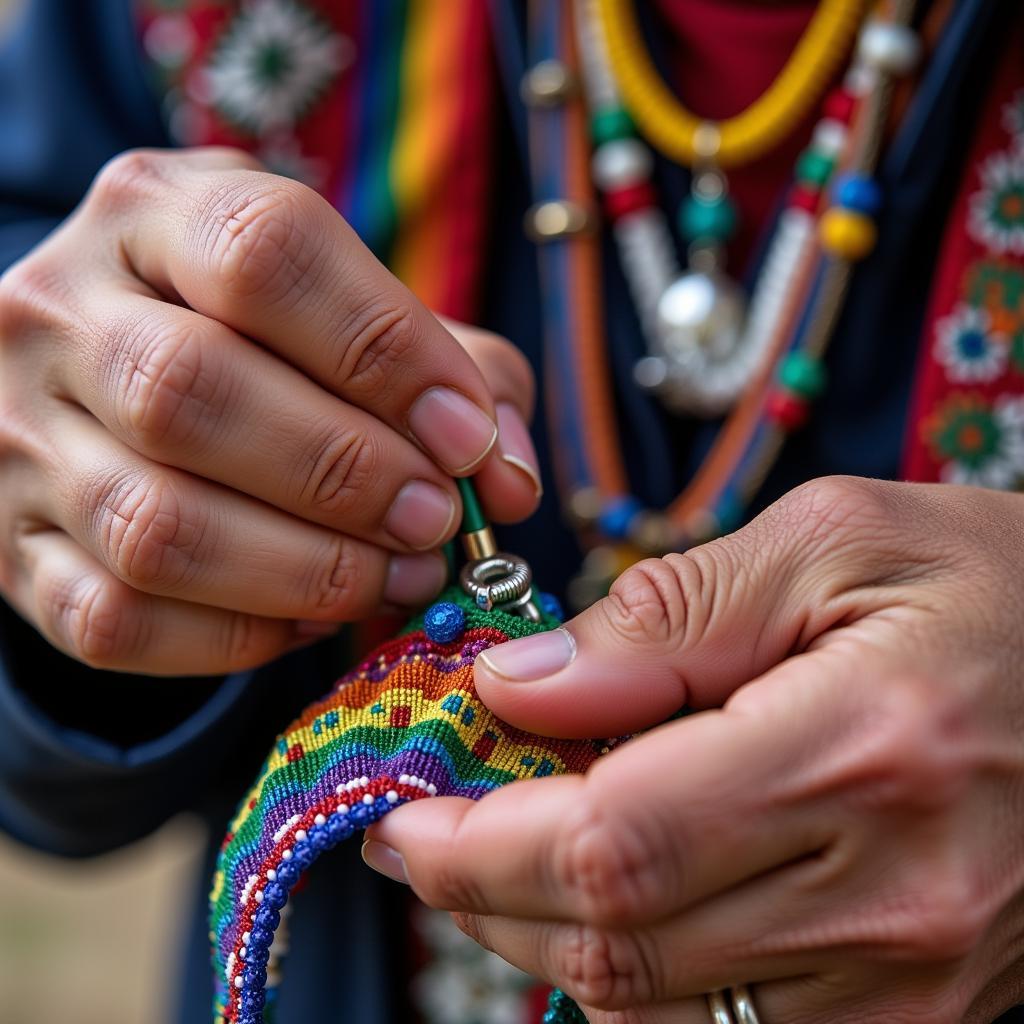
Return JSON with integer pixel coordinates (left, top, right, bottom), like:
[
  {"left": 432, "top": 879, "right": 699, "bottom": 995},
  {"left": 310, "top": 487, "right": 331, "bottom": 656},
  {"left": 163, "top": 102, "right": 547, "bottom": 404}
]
[
  {"left": 477, "top": 627, "right": 577, "bottom": 682},
  {"left": 362, "top": 840, "right": 409, "bottom": 884},
  {"left": 385, "top": 480, "right": 457, "bottom": 550},
  {"left": 408, "top": 387, "right": 498, "bottom": 474},
  {"left": 384, "top": 553, "right": 447, "bottom": 606},
  {"left": 496, "top": 402, "right": 542, "bottom": 499},
  {"left": 294, "top": 620, "right": 342, "bottom": 639}
]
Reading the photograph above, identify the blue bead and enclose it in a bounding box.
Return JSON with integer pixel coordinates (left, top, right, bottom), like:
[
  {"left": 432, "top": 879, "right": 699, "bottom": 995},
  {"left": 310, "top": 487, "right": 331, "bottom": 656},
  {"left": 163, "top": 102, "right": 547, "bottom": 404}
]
[
  {"left": 253, "top": 907, "right": 279, "bottom": 931},
  {"left": 243, "top": 966, "right": 267, "bottom": 988},
  {"left": 237, "top": 1015, "right": 261, "bottom": 1024},
  {"left": 246, "top": 945, "right": 270, "bottom": 968},
  {"left": 539, "top": 592, "right": 564, "bottom": 621},
  {"left": 263, "top": 882, "right": 287, "bottom": 909},
  {"left": 833, "top": 173, "right": 882, "bottom": 215},
  {"left": 598, "top": 496, "right": 644, "bottom": 539},
  {"left": 327, "top": 815, "right": 354, "bottom": 842},
  {"left": 424, "top": 601, "right": 466, "bottom": 642},
  {"left": 249, "top": 926, "right": 273, "bottom": 949},
  {"left": 310, "top": 828, "right": 330, "bottom": 852},
  {"left": 276, "top": 862, "right": 299, "bottom": 887},
  {"left": 350, "top": 805, "right": 371, "bottom": 826}
]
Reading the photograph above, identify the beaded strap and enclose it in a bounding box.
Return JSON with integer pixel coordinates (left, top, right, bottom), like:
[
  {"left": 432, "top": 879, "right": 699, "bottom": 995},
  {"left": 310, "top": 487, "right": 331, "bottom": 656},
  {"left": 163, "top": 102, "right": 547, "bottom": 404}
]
[{"left": 211, "top": 588, "right": 603, "bottom": 1023}]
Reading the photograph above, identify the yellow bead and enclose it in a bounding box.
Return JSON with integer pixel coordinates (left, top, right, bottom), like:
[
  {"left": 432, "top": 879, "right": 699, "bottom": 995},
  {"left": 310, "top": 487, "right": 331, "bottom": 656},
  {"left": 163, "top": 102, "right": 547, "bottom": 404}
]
[{"left": 819, "top": 208, "right": 877, "bottom": 261}]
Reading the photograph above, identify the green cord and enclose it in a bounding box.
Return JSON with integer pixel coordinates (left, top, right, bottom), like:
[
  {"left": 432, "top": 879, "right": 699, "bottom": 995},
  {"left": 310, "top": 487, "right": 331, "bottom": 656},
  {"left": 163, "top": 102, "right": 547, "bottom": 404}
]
[{"left": 456, "top": 477, "right": 488, "bottom": 535}]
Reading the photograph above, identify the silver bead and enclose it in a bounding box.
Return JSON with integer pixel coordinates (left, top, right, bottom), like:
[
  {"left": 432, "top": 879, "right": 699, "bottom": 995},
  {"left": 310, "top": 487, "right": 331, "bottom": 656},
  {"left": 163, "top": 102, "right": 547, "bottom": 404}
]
[
  {"left": 857, "top": 21, "right": 921, "bottom": 76},
  {"left": 520, "top": 59, "right": 575, "bottom": 106},
  {"left": 656, "top": 271, "right": 746, "bottom": 363},
  {"left": 591, "top": 138, "right": 653, "bottom": 190},
  {"left": 812, "top": 118, "right": 847, "bottom": 159}
]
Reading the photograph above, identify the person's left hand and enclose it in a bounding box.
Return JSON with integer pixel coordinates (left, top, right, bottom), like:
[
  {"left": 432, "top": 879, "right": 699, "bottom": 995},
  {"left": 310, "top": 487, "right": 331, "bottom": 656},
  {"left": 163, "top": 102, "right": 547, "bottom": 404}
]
[{"left": 366, "top": 476, "right": 1024, "bottom": 1023}]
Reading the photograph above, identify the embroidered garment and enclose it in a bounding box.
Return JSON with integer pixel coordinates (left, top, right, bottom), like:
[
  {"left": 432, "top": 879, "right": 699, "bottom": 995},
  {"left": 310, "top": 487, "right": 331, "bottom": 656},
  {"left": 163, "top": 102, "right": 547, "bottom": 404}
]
[
  {"left": 211, "top": 589, "right": 606, "bottom": 1024},
  {"left": 903, "top": 17, "right": 1024, "bottom": 485}
]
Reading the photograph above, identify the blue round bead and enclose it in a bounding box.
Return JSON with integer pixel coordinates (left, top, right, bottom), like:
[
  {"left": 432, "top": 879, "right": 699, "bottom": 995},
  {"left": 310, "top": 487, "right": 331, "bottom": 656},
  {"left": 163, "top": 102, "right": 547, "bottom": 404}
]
[
  {"left": 327, "top": 815, "right": 354, "bottom": 842},
  {"left": 250, "top": 926, "right": 273, "bottom": 948},
  {"left": 263, "top": 882, "right": 287, "bottom": 909},
  {"left": 243, "top": 966, "right": 267, "bottom": 989},
  {"left": 833, "top": 173, "right": 882, "bottom": 215},
  {"left": 242, "top": 989, "right": 266, "bottom": 1011},
  {"left": 350, "top": 805, "right": 371, "bottom": 826},
  {"left": 539, "top": 592, "right": 564, "bottom": 621},
  {"left": 246, "top": 945, "right": 270, "bottom": 968},
  {"left": 423, "top": 601, "right": 467, "bottom": 643},
  {"left": 254, "top": 907, "right": 280, "bottom": 931},
  {"left": 310, "top": 828, "right": 330, "bottom": 852},
  {"left": 276, "top": 861, "right": 299, "bottom": 888},
  {"left": 598, "top": 496, "right": 644, "bottom": 539}
]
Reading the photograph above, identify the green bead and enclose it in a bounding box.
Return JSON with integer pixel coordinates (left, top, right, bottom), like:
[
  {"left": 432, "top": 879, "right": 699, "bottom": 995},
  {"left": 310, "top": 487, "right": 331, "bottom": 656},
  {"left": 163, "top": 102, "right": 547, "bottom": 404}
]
[
  {"left": 590, "top": 106, "right": 635, "bottom": 144},
  {"left": 796, "top": 148, "right": 835, "bottom": 188},
  {"left": 678, "top": 193, "right": 738, "bottom": 242},
  {"left": 778, "top": 352, "right": 827, "bottom": 398}
]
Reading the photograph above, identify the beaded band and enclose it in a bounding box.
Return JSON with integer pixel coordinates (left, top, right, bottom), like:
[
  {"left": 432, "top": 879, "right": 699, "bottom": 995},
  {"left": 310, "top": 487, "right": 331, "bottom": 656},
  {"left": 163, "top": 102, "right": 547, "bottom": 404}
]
[{"left": 210, "top": 588, "right": 605, "bottom": 1023}]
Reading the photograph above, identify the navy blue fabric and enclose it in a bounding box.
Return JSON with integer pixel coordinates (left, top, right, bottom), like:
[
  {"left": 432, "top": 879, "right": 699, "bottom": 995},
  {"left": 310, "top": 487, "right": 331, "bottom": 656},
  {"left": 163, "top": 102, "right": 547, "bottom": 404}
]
[{"left": 0, "top": 0, "right": 1022, "bottom": 1021}]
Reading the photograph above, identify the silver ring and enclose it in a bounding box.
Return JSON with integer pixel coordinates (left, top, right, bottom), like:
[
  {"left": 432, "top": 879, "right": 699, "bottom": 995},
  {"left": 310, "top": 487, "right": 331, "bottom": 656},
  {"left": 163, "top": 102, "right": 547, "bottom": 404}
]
[
  {"left": 459, "top": 553, "right": 534, "bottom": 612},
  {"left": 706, "top": 990, "right": 735, "bottom": 1024},
  {"left": 731, "top": 984, "right": 762, "bottom": 1024}
]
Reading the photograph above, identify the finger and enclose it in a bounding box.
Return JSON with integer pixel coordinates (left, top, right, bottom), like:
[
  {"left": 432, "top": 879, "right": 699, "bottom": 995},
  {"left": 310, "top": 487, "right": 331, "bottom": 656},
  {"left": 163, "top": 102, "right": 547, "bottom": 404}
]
[
  {"left": 473, "top": 476, "right": 933, "bottom": 737},
  {"left": 9, "top": 528, "right": 322, "bottom": 675},
  {"left": 93, "top": 152, "right": 499, "bottom": 475},
  {"left": 59, "top": 291, "right": 461, "bottom": 552},
  {"left": 38, "top": 406, "right": 446, "bottom": 618},
  {"left": 369, "top": 668, "right": 849, "bottom": 926},
  {"left": 452, "top": 907, "right": 824, "bottom": 1012},
  {"left": 442, "top": 319, "right": 543, "bottom": 523}
]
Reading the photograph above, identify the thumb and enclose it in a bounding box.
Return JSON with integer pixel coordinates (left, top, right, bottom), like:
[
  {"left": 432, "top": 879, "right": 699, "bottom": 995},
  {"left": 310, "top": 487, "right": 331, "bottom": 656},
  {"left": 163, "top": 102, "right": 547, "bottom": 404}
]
[{"left": 474, "top": 477, "right": 914, "bottom": 737}]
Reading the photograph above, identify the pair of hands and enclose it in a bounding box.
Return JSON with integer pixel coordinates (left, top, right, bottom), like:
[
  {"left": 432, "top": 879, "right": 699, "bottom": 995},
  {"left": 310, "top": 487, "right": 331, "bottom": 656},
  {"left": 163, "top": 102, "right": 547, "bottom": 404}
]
[
  {"left": 370, "top": 477, "right": 1024, "bottom": 1024},
  {"left": 0, "top": 148, "right": 541, "bottom": 674},
  {"left": 5, "top": 146, "right": 1024, "bottom": 1023}
]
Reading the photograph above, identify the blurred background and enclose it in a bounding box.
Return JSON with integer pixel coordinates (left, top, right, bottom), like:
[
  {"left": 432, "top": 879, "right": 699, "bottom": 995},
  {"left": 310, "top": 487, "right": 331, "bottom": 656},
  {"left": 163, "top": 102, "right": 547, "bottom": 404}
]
[{"left": 0, "top": 7, "right": 200, "bottom": 1024}]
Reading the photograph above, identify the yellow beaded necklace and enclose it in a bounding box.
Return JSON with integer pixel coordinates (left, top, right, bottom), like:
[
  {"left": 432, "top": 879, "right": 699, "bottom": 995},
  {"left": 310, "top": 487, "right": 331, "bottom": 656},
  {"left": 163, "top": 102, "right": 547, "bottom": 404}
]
[{"left": 596, "top": 0, "right": 870, "bottom": 168}]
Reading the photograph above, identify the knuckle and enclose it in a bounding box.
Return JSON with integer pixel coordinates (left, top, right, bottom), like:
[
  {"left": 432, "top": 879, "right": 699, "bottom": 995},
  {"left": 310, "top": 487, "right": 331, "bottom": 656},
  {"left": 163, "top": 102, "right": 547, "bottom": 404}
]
[
  {"left": 555, "top": 798, "right": 670, "bottom": 927},
  {"left": 888, "top": 874, "right": 991, "bottom": 963},
  {"left": 88, "top": 149, "right": 169, "bottom": 216},
  {"left": 554, "top": 925, "right": 655, "bottom": 1011},
  {"left": 112, "top": 314, "right": 223, "bottom": 451},
  {"left": 605, "top": 554, "right": 703, "bottom": 648},
  {"left": 37, "top": 568, "right": 142, "bottom": 668},
  {"left": 773, "top": 475, "right": 894, "bottom": 550},
  {"left": 0, "top": 254, "right": 69, "bottom": 339},
  {"left": 90, "top": 471, "right": 206, "bottom": 591},
  {"left": 219, "top": 612, "right": 272, "bottom": 672},
  {"left": 423, "top": 864, "right": 493, "bottom": 915},
  {"left": 298, "top": 427, "right": 379, "bottom": 515},
  {"left": 303, "top": 536, "right": 366, "bottom": 615},
  {"left": 193, "top": 181, "right": 324, "bottom": 303},
  {"left": 333, "top": 300, "right": 419, "bottom": 394}
]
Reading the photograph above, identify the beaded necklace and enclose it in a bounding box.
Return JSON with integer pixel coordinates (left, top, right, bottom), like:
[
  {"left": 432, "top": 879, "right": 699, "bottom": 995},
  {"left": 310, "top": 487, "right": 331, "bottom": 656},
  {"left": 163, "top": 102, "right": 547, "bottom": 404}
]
[{"left": 523, "top": 0, "right": 922, "bottom": 608}]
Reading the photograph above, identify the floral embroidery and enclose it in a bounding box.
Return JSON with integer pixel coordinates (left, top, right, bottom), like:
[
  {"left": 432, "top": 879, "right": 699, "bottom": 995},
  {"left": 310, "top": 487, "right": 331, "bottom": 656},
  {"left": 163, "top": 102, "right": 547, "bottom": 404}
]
[
  {"left": 934, "top": 303, "right": 1008, "bottom": 382},
  {"left": 968, "top": 150, "right": 1024, "bottom": 255},
  {"left": 926, "top": 393, "right": 1024, "bottom": 489},
  {"left": 204, "top": 0, "right": 354, "bottom": 136}
]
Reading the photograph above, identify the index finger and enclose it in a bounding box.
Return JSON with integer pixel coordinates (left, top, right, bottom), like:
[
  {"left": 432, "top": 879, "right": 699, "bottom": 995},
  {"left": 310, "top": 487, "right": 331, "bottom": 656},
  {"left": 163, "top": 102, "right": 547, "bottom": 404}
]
[
  {"left": 91, "top": 150, "right": 499, "bottom": 475},
  {"left": 368, "top": 661, "right": 846, "bottom": 928}
]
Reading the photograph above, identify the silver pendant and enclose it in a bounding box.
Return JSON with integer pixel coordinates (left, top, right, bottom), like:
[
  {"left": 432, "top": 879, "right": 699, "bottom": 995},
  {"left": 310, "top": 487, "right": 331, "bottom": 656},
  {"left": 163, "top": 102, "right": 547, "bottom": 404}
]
[{"left": 634, "top": 270, "right": 750, "bottom": 417}]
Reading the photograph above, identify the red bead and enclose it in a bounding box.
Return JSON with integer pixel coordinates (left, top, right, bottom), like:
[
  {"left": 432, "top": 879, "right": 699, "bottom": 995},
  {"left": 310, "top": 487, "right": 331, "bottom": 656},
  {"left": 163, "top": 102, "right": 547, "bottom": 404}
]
[
  {"left": 823, "top": 88, "right": 856, "bottom": 124},
  {"left": 765, "top": 390, "right": 810, "bottom": 430},
  {"left": 603, "top": 181, "right": 657, "bottom": 220},
  {"left": 788, "top": 183, "right": 821, "bottom": 214}
]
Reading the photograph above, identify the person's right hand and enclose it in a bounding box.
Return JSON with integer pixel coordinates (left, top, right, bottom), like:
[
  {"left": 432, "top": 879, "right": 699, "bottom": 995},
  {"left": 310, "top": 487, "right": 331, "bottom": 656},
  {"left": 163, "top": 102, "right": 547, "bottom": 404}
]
[{"left": 0, "top": 148, "right": 540, "bottom": 676}]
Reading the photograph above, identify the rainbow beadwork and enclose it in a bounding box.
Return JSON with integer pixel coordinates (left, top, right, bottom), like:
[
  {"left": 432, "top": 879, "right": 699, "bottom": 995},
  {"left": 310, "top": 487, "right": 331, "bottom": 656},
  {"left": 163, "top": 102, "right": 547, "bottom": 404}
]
[{"left": 211, "top": 588, "right": 603, "bottom": 1023}]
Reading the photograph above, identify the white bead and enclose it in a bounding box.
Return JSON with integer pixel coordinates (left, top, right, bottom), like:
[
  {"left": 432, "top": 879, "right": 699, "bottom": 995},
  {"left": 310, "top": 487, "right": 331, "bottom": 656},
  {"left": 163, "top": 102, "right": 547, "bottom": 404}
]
[
  {"left": 235, "top": 975, "right": 244, "bottom": 989},
  {"left": 335, "top": 783, "right": 346, "bottom": 795},
  {"left": 426, "top": 783, "right": 438, "bottom": 796},
  {"left": 337, "top": 802, "right": 349, "bottom": 814},
  {"left": 591, "top": 138, "right": 652, "bottom": 190},
  {"left": 242, "top": 932, "right": 251, "bottom": 946},
  {"left": 254, "top": 889, "right": 264, "bottom": 903},
  {"left": 844, "top": 62, "right": 878, "bottom": 97},
  {"left": 294, "top": 830, "right": 307, "bottom": 842},
  {"left": 857, "top": 21, "right": 921, "bottom": 76},
  {"left": 417, "top": 778, "right": 428, "bottom": 790},
  {"left": 314, "top": 814, "right": 326, "bottom": 826},
  {"left": 360, "top": 776, "right": 369, "bottom": 786},
  {"left": 362, "top": 793, "right": 374, "bottom": 805},
  {"left": 282, "top": 849, "right": 293, "bottom": 860},
  {"left": 408, "top": 775, "right": 418, "bottom": 787},
  {"left": 398, "top": 774, "right": 410, "bottom": 785},
  {"left": 266, "top": 869, "right": 277, "bottom": 881},
  {"left": 812, "top": 118, "right": 847, "bottom": 159},
  {"left": 386, "top": 790, "right": 399, "bottom": 804},
  {"left": 238, "top": 946, "right": 246, "bottom": 959}
]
